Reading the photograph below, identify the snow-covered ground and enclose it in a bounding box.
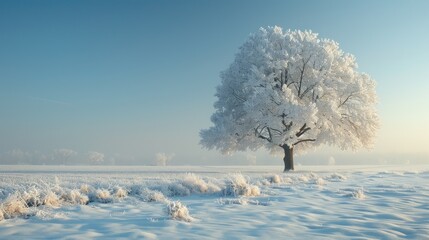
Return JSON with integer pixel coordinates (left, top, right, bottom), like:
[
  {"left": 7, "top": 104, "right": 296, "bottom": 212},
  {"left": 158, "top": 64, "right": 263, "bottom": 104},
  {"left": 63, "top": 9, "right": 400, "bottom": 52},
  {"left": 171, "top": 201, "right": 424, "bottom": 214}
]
[{"left": 0, "top": 165, "right": 428, "bottom": 239}]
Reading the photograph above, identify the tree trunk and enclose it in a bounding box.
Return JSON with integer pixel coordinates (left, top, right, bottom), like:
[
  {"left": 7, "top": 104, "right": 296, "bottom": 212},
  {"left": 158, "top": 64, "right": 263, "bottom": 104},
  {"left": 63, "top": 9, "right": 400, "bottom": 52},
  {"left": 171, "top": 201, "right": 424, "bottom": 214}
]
[{"left": 283, "top": 145, "right": 294, "bottom": 171}]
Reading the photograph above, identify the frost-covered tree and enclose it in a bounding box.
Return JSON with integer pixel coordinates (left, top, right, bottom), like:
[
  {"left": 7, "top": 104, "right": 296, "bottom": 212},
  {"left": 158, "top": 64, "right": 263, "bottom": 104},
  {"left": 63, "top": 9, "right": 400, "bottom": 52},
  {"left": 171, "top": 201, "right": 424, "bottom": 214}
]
[
  {"left": 200, "top": 26, "right": 379, "bottom": 171},
  {"left": 155, "top": 152, "right": 175, "bottom": 166},
  {"left": 88, "top": 151, "right": 104, "bottom": 165},
  {"left": 52, "top": 148, "right": 77, "bottom": 165}
]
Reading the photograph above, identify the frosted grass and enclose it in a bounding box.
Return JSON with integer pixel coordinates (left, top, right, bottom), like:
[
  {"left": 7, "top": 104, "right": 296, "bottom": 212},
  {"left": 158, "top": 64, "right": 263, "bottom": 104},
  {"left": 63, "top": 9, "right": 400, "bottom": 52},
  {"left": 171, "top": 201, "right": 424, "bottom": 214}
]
[{"left": 0, "top": 165, "right": 428, "bottom": 239}]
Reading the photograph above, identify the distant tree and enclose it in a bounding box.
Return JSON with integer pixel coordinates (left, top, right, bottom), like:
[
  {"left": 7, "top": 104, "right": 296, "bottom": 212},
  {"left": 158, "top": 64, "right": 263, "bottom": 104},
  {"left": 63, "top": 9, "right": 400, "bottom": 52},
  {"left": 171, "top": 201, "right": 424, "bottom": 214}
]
[
  {"left": 155, "top": 152, "right": 174, "bottom": 166},
  {"left": 201, "top": 26, "right": 379, "bottom": 171},
  {"left": 88, "top": 151, "right": 104, "bottom": 165},
  {"left": 52, "top": 149, "right": 77, "bottom": 165}
]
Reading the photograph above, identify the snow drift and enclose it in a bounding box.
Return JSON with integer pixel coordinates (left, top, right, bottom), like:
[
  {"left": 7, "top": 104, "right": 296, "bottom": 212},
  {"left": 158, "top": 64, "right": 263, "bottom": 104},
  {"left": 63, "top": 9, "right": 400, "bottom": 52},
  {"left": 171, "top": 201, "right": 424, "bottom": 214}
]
[{"left": 0, "top": 165, "right": 428, "bottom": 239}]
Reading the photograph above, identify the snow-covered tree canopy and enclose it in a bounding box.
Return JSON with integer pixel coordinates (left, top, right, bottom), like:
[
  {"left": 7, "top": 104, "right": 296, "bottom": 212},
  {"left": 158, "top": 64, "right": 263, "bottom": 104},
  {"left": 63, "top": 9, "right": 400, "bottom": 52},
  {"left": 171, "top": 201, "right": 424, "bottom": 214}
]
[{"left": 201, "top": 26, "right": 379, "bottom": 156}]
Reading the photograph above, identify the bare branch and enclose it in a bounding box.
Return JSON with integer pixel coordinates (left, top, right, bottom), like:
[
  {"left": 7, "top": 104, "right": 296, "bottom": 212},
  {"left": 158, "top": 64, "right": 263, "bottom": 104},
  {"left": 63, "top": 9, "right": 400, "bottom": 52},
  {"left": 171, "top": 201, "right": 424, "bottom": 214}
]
[
  {"left": 311, "top": 90, "right": 319, "bottom": 103},
  {"left": 298, "top": 123, "right": 307, "bottom": 132},
  {"left": 297, "top": 67, "right": 304, "bottom": 97},
  {"left": 267, "top": 127, "right": 272, "bottom": 141},
  {"left": 293, "top": 138, "right": 316, "bottom": 146},
  {"left": 257, "top": 135, "right": 270, "bottom": 141},
  {"left": 269, "top": 127, "right": 283, "bottom": 135},
  {"left": 295, "top": 123, "right": 311, "bottom": 137},
  {"left": 254, "top": 125, "right": 272, "bottom": 143},
  {"left": 281, "top": 113, "right": 293, "bottom": 132},
  {"left": 287, "top": 81, "right": 296, "bottom": 88}
]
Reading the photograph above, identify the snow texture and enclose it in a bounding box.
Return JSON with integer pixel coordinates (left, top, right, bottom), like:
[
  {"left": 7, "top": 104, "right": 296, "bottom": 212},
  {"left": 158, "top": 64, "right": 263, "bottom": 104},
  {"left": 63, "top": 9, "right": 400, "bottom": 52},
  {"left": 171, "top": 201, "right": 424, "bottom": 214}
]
[{"left": 0, "top": 165, "right": 428, "bottom": 239}]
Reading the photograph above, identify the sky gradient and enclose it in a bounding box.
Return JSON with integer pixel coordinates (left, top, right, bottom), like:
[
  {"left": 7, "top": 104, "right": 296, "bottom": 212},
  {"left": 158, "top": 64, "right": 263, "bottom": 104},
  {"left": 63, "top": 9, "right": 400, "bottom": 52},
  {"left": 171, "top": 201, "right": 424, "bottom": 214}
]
[{"left": 1, "top": 0, "right": 428, "bottom": 165}]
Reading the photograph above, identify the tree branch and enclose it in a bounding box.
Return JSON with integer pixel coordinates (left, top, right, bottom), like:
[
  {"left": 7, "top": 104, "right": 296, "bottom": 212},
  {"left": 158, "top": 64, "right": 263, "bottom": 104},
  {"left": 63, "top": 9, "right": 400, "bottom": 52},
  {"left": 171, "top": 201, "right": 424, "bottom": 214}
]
[
  {"left": 293, "top": 139, "right": 316, "bottom": 146},
  {"left": 255, "top": 126, "right": 272, "bottom": 143},
  {"left": 295, "top": 123, "right": 311, "bottom": 137},
  {"left": 269, "top": 127, "right": 283, "bottom": 135},
  {"left": 297, "top": 56, "right": 312, "bottom": 97},
  {"left": 229, "top": 87, "right": 246, "bottom": 103},
  {"left": 297, "top": 67, "right": 304, "bottom": 97},
  {"left": 338, "top": 92, "right": 354, "bottom": 108},
  {"left": 281, "top": 114, "right": 292, "bottom": 132},
  {"left": 312, "top": 90, "right": 319, "bottom": 102},
  {"left": 267, "top": 127, "right": 272, "bottom": 141},
  {"left": 270, "top": 95, "right": 281, "bottom": 106},
  {"left": 300, "top": 82, "right": 318, "bottom": 99}
]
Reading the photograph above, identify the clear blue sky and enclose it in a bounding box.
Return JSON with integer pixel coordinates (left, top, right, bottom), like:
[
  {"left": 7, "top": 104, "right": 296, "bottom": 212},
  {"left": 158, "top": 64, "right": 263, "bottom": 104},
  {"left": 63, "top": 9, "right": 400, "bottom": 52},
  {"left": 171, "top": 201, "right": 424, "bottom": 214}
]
[{"left": 1, "top": 0, "right": 428, "bottom": 165}]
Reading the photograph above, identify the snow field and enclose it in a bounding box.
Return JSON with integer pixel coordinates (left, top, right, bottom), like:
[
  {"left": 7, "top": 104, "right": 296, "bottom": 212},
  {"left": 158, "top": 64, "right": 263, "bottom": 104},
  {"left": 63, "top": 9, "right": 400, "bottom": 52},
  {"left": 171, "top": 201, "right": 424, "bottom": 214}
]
[
  {"left": 0, "top": 165, "right": 428, "bottom": 239},
  {"left": 0, "top": 172, "right": 264, "bottom": 222},
  {"left": 0, "top": 170, "right": 390, "bottom": 222}
]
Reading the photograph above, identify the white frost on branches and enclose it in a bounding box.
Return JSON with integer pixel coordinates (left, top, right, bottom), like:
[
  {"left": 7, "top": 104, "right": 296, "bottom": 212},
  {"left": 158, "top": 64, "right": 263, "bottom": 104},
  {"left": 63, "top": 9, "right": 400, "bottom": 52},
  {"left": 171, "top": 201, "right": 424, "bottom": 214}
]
[{"left": 201, "top": 26, "right": 379, "bottom": 155}]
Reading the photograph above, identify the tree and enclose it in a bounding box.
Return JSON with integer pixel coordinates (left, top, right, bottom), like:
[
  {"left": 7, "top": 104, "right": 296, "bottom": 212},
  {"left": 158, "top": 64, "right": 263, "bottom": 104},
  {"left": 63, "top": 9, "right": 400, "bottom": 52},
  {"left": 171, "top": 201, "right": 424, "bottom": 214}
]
[
  {"left": 154, "top": 152, "right": 175, "bottom": 166},
  {"left": 88, "top": 151, "right": 104, "bottom": 165},
  {"left": 200, "top": 26, "right": 379, "bottom": 171},
  {"left": 52, "top": 149, "right": 77, "bottom": 165}
]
